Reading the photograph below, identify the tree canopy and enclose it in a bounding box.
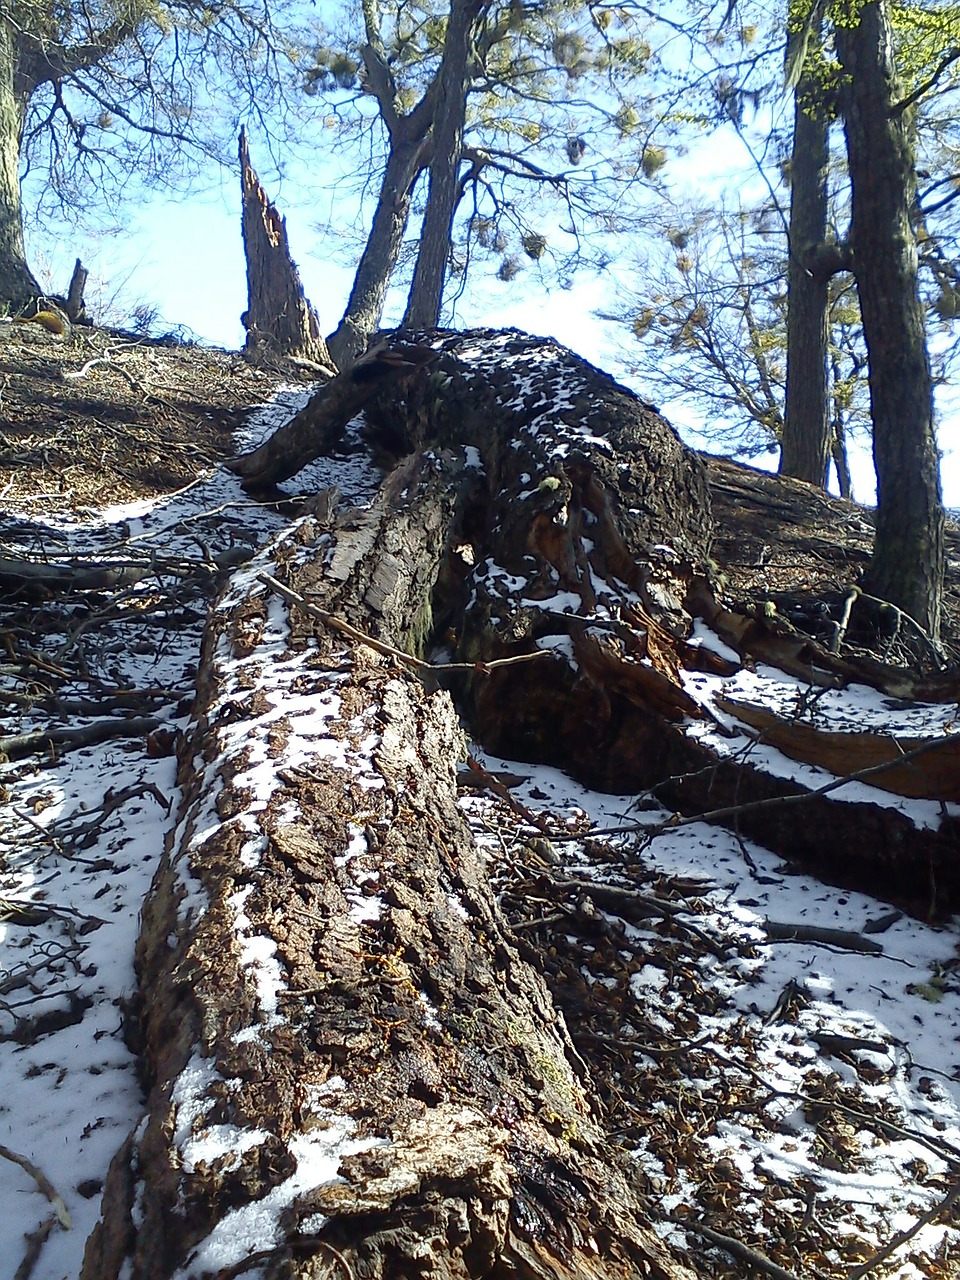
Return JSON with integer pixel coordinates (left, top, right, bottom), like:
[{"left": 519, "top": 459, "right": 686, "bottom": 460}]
[{"left": 0, "top": 0, "right": 306, "bottom": 307}]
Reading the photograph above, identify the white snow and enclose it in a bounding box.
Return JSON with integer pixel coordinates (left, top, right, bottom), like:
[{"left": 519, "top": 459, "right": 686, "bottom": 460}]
[{"left": 3, "top": 359, "right": 959, "bottom": 1280}]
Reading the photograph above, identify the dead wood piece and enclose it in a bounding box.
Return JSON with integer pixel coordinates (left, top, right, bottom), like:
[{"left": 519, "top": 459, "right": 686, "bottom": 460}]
[
  {"left": 14, "top": 1215, "right": 57, "bottom": 1280},
  {"left": 65, "top": 258, "right": 88, "bottom": 323},
  {"left": 85, "top": 467, "right": 696, "bottom": 1279},
  {"left": 668, "top": 1216, "right": 806, "bottom": 1280},
  {"left": 717, "top": 695, "right": 960, "bottom": 802},
  {"left": 845, "top": 1178, "right": 960, "bottom": 1279},
  {"left": 239, "top": 129, "right": 335, "bottom": 370},
  {"left": 0, "top": 1143, "right": 71, "bottom": 1227},
  {"left": 228, "top": 374, "right": 384, "bottom": 487},
  {"left": 763, "top": 922, "right": 885, "bottom": 955},
  {"left": 548, "top": 875, "right": 729, "bottom": 959},
  {"left": 691, "top": 577, "right": 960, "bottom": 703},
  {"left": 0, "top": 715, "right": 162, "bottom": 761}
]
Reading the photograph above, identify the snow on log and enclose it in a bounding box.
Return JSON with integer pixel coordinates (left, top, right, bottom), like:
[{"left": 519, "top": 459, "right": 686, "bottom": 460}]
[
  {"left": 85, "top": 328, "right": 960, "bottom": 1277},
  {"left": 83, "top": 438, "right": 696, "bottom": 1278}
]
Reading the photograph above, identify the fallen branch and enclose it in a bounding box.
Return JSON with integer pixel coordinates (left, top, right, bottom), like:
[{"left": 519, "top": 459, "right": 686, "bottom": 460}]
[
  {"left": 14, "top": 1215, "right": 56, "bottom": 1280},
  {"left": 668, "top": 1215, "right": 811, "bottom": 1280},
  {"left": 547, "top": 874, "right": 729, "bottom": 959},
  {"left": 539, "top": 733, "right": 960, "bottom": 843},
  {"left": 762, "top": 921, "right": 884, "bottom": 955},
  {"left": 0, "top": 715, "right": 161, "bottom": 761},
  {"left": 257, "top": 572, "right": 552, "bottom": 677},
  {"left": 465, "top": 754, "right": 556, "bottom": 834},
  {"left": 0, "top": 1143, "right": 71, "bottom": 1227},
  {"left": 846, "top": 1178, "right": 960, "bottom": 1279}
]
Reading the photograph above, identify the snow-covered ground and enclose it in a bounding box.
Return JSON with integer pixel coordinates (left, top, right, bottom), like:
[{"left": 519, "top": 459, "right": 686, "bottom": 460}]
[{"left": 2, "top": 385, "right": 959, "bottom": 1280}]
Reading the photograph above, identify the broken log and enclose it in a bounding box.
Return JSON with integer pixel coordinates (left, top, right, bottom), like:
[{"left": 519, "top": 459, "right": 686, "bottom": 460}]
[
  {"left": 83, "top": 450, "right": 696, "bottom": 1280},
  {"left": 85, "top": 326, "right": 960, "bottom": 1276}
]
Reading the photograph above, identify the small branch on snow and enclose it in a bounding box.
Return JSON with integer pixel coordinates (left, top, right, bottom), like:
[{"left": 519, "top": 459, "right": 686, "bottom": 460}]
[
  {"left": 465, "top": 754, "right": 556, "bottom": 834},
  {"left": 846, "top": 1178, "right": 960, "bottom": 1279},
  {"left": 0, "top": 1143, "right": 71, "bottom": 1228},
  {"left": 762, "top": 921, "right": 884, "bottom": 956},
  {"left": 667, "top": 1215, "right": 810, "bottom": 1280},
  {"left": 14, "top": 1214, "right": 57, "bottom": 1280},
  {"left": 546, "top": 874, "right": 729, "bottom": 959},
  {"left": 0, "top": 715, "right": 162, "bottom": 761}
]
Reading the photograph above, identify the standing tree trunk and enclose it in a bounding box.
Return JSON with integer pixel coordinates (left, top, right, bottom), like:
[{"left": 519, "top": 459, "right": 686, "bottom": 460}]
[
  {"left": 326, "top": 132, "right": 431, "bottom": 369},
  {"left": 0, "top": 23, "right": 39, "bottom": 310},
  {"left": 835, "top": 0, "right": 945, "bottom": 638},
  {"left": 780, "top": 41, "right": 832, "bottom": 488},
  {"left": 402, "top": 0, "right": 484, "bottom": 330},
  {"left": 239, "top": 129, "right": 334, "bottom": 369}
]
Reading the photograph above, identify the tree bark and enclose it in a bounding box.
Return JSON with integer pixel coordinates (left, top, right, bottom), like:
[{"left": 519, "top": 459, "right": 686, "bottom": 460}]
[
  {"left": 836, "top": 1, "right": 945, "bottom": 639},
  {"left": 0, "top": 22, "right": 40, "bottom": 310},
  {"left": 83, "top": 414, "right": 698, "bottom": 1280},
  {"left": 65, "top": 256, "right": 89, "bottom": 322},
  {"left": 326, "top": 133, "right": 431, "bottom": 369},
  {"left": 402, "top": 0, "right": 484, "bottom": 330},
  {"left": 239, "top": 129, "right": 334, "bottom": 369},
  {"left": 84, "top": 329, "right": 960, "bottom": 1278},
  {"left": 780, "top": 47, "right": 832, "bottom": 488}
]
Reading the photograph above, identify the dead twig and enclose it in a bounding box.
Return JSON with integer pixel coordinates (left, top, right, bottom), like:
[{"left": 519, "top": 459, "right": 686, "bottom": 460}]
[
  {"left": 257, "top": 572, "right": 551, "bottom": 676},
  {"left": 548, "top": 874, "right": 730, "bottom": 958},
  {"left": 846, "top": 1178, "right": 960, "bottom": 1279},
  {"left": 14, "top": 1214, "right": 56, "bottom": 1280},
  {"left": 0, "top": 1143, "right": 71, "bottom": 1227},
  {"left": 668, "top": 1214, "right": 816, "bottom": 1280},
  {"left": 466, "top": 755, "right": 556, "bottom": 834}
]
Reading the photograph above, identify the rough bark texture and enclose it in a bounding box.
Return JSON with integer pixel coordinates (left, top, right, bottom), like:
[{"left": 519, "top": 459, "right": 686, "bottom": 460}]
[
  {"left": 836, "top": 1, "right": 945, "bottom": 638},
  {"left": 239, "top": 129, "right": 334, "bottom": 370},
  {"left": 65, "top": 256, "right": 89, "bottom": 322},
  {"left": 0, "top": 23, "right": 40, "bottom": 310},
  {"left": 85, "top": 328, "right": 959, "bottom": 1278},
  {"left": 228, "top": 340, "right": 440, "bottom": 488},
  {"left": 84, "top": 438, "right": 696, "bottom": 1280},
  {"left": 780, "top": 58, "right": 832, "bottom": 489},
  {"left": 402, "top": 0, "right": 484, "bottom": 329}
]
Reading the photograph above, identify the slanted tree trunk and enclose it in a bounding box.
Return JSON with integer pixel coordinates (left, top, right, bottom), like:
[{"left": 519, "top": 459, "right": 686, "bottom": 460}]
[
  {"left": 0, "top": 24, "right": 40, "bottom": 310},
  {"left": 780, "top": 44, "right": 832, "bottom": 488},
  {"left": 326, "top": 133, "right": 431, "bottom": 369},
  {"left": 239, "top": 129, "right": 334, "bottom": 370},
  {"left": 836, "top": 0, "right": 945, "bottom": 639},
  {"left": 402, "top": 0, "right": 484, "bottom": 330}
]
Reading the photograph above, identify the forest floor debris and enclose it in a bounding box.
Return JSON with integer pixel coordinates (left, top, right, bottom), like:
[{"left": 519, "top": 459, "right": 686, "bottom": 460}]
[{"left": 0, "top": 328, "right": 958, "bottom": 1278}]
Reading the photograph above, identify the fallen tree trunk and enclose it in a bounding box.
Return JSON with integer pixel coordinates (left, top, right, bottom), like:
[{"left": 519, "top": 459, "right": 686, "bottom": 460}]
[
  {"left": 83, "top": 444, "right": 696, "bottom": 1279},
  {"left": 86, "top": 328, "right": 959, "bottom": 1277}
]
